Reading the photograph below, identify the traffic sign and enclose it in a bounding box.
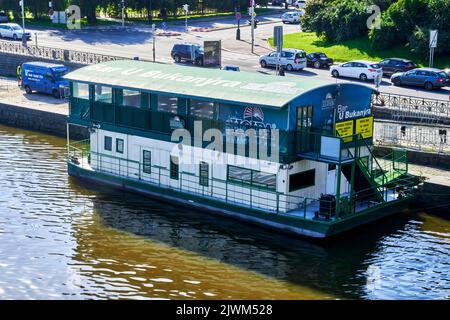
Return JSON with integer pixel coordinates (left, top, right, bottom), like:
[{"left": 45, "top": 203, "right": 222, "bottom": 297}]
[
  {"left": 235, "top": 12, "right": 241, "bottom": 20},
  {"left": 274, "top": 26, "right": 283, "bottom": 52},
  {"left": 430, "top": 30, "right": 438, "bottom": 48}
]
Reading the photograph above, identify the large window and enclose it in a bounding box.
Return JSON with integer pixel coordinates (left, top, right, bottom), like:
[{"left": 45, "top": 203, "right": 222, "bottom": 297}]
[
  {"left": 123, "top": 89, "right": 141, "bottom": 108},
  {"left": 158, "top": 95, "right": 178, "bottom": 114},
  {"left": 289, "top": 169, "right": 315, "bottom": 192},
  {"left": 95, "top": 85, "right": 113, "bottom": 103},
  {"left": 72, "top": 82, "right": 89, "bottom": 99},
  {"left": 190, "top": 100, "right": 216, "bottom": 119},
  {"left": 199, "top": 161, "right": 209, "bottom": 187},
  {"left": 170, "top": 156, "right": 179, "bottom": 180},
  {"left": 143, "top": 150, "right": 151, "bottom": 174},
  {"left": 104, "top": 136, "right": 112, "bottom": 151},
  {"left": 297, "top": 105, "right": 312, "bottom": 129},
  {"left": 227, "top": 165, "right": 276, "bottom": 190}
]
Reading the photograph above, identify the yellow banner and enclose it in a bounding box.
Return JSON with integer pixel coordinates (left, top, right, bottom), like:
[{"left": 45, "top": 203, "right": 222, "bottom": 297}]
[
  {"left": 356, "top": 116, "right": 374, "bottom": 139},
  {"left": 335, "top": 120, "right": 354, "bottom": 142}
]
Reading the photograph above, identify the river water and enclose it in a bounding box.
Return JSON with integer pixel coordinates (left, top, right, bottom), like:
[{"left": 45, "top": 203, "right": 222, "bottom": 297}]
[{"left": 0, "top": 124, "right": 449, "bottom": 300}]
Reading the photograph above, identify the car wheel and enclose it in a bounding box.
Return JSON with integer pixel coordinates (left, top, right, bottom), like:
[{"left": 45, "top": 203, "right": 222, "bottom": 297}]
[
  {"left": 13, "top": 34, "right": 17, "bottom": 40},
  {"left": 313, "top": 61, "right": 321, "bottom": 69},
  {"left": 359, "top": 73, "right": 368, "bottom": 81},
  {"left": 286, "top": 64, "right": 294, "bottom": 71},
  {"left": 332, "top": 70, "right": 339, "bottom": 78},
  {"left": 52, "top": 89, "right": 60, "bottom": 99},
  {"left": 24, "top": 85, "right": 32, "bottom": 94},
  {"left": 173, "top": 55, "right": 181, "bottom": 63},
  {"left": 260, "top": 60, "right": 267, "bottom": 68},
  {"left": 394, "top": 69, "right": 402, "bottom": 74},
  {"left": 424, "top": 82, "right": 433, "bottom": 91},
  {"left": 392, "top": 78, "right": 401, "bottom": 86},
  {"left": 195, "top": 58, "right": 203, "bottom": 66}
]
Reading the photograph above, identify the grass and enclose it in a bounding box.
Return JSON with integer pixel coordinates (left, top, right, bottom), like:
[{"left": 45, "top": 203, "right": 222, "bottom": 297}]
[{"left": 268, "top": 32, "right": 450, "bottom": 69}]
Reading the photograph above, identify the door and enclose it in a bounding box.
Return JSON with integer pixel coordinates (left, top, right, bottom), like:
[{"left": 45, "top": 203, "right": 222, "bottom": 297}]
[
  {"left": 266, "top": 52, "right": 278, "bottom": 66},
  {"left": 44, "top": 71, "right": 54, "bottom": 94},
  {"left": 402, "top": 70, "right": 417, "bottom": 85},
  {"left": 339, "top": 62, "right": 353, "bottom": 77},
  {"left": 296, "top": 105, "right": 313, "bottom": 153},
  {"left": 326, "top": 164, "right": 337, "bottom": 195}
]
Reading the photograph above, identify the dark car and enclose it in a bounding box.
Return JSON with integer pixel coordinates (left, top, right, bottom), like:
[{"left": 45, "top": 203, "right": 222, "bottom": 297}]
[
  {"left": 171, "top": 43, "right": 204, "bottom": 66},
  {"left": 391, "top": 67, "right": 449, "bottom": 91},
  {"left": 271, "top": 0, "right": 285, "bottom": 6},
  {"left": 306, "top": 52, "right": 333, "bottom": 69},
  {"left": 379, "top": 58, "right": 417, "bottom": 76},
  {"left": 0, "top": 11, "right": 8, "bottom": 23}
]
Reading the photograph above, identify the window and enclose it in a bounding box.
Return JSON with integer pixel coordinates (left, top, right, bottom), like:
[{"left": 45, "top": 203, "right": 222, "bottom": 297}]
[
  {"left": 228, "top": 166, "right": 252, "bottom": 185},
  {"left": 116, "top": 138, "right": 124, "bottom": 153},
  {"left": 199, "top": 161, "right": 209, "bottom": 187},
  {"left": 123, "top": 89, "right": 141, "bottom": 108},
  {"left": 158, "top": 95, "right": 178, "bottom": 114},
  {"left": 227, "top": 166, "right": 276, "bottom": 190},
  {"left": 170, "top": 156, "right": 179, "bottom": 180},
  {"left": 297, "top": 105, "right": 312, "bottom": 129},
  {"left": 143, "top": 150, "right": 151, "bottom": 174},
  {"left": 190, "top": 100, "right": 216, "bottom": 119},
  {"left": 252, "top": 171, "right": 276, "bottom": 190},
  {"left": 95, "top": 85, "right": 112, "bottom": 103},
  {"left": 72, "top": 82, "right": 89, "bottom": 99},
  {"left": 289, "top": 169, "right": 315, "bottom": 192},
  {"left": 104, "top": 136, "right": 112, "bottom": 151}
]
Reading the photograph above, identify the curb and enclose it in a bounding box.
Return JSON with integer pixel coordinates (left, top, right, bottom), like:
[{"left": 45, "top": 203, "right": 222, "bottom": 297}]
[{"left": 156, "top": 32, "right": 182, "bottom": 36}]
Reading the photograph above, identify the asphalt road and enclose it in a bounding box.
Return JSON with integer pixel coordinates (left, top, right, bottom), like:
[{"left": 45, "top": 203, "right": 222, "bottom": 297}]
[{"left": 23, "top": 14, "right": 450, "bottom": 101}]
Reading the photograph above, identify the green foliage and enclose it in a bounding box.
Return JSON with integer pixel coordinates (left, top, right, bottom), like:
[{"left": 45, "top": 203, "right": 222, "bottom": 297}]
[{"left": 302, "top": 0, "right": 371, "bottom": 42}]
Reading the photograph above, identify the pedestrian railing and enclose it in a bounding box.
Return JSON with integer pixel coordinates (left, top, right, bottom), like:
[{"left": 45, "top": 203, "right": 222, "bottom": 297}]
[
  {"left": 372, "top": 92, "right": 450, "bottom": 125},
  {"left": 0, "top": 39, "right": 127, "bottom": 65}
]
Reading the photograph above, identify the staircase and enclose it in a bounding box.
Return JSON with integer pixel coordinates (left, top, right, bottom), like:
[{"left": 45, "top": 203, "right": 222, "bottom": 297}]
[{"left": 341, "top": 135, "right": 409, "bottom": 203}]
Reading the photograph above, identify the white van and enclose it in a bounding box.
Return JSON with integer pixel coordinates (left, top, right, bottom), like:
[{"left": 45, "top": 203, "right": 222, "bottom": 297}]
[{"left": 259, "top": 48, "right": 307, "bottom": 71}]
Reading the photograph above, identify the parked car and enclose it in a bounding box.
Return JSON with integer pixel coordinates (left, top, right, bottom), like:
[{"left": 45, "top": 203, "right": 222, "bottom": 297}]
[
  {"left": 391, "top": 68, "right": 450, "bottom": 91},
  {"left": 259, "top": 48, "right": 307, "bottom": 71},
  {"left": 294, "top": 0, "right": 307, "bottom": 9},
  {"left": 306, "top": 52, "right": 334, "bottom": 69},
  {"left": 281, "top": 11, "right": 303, "bottom": 24},
  {"left": 271, "top": 0, "right": 285, "bottom": 6},
  {"left": 21, "top": 62, "right": 69, "bottom": 98},
  {"left": 0, "top": 11, "right": 9, "bottom": 23},
  {"left": 378, "top": 58, "right": 417, "bottom": 76},
  {"left": 0, "top": 23, "right": 31, "bottom": 40},
  {"left": 171, "top": 43, "right": 204, "bottom": 66},
  {"left": 223, "top": 65, "right": 240, "bottom": 72},
  {"left": 330, "top": 60, "right": 383, "bottom": 82}
]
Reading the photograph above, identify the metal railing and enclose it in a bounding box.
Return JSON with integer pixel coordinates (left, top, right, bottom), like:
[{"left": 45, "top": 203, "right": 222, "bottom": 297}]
[
  {"left": 372, "top": 92, "right": 450, "bottom": 125},
  {"left": 0, "top": 39, "right": 128, "bottom": 65}
]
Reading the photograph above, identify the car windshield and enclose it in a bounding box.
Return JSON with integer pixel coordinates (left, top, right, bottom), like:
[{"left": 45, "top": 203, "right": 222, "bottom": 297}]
[
  {"left": 296, "top": 52, "right": 306, "bottom": 58},
  {"left": 370, "top": 64, "right": 381, "bottom": 69},
  {"left": 11, "top": 25, "right": 22, "bottom": 30},
  {"left": 318, "top": 53, "right": 327, "bottom": 58},
  {"left": 438, "top": 71, "right": 448, "bottom": 79},
  {"left": 52, "top": 69, "right": 67, "bottom": 80}
]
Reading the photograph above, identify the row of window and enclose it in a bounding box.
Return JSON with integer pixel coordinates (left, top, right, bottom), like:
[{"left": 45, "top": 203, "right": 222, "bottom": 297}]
[
  {"left": 103, "top": 136, "right": 314, "bottom": 192},
  {"left": 104, "top": 136, "right": 124, "bottom": 153},
  {"left": 72, "top": 82, "right": 218, "bottom": 119}
]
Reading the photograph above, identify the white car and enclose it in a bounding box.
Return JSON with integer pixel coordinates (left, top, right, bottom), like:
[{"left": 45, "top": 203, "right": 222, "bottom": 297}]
[
  {"left": 0, "top": 23, "right": 31, "bottom": 41},
  {"left": 281, "top": 11, "right": 304, "bottom": 24},
  {"left": 259, "top": 48, "right": 307, "bottom": 71},
  {"left": 294, "top": 0, "right": 307, "bottom": 9},
  {"left": 330, "top": 60, "right": 383, "bottom": 82}
]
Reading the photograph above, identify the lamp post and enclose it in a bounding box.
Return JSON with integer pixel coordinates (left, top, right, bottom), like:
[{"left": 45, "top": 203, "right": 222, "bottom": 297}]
[
  {"left": 250, "top": 0, "right": 255, "bottom": 53},
  {"left": 152, "top": 23, "right": 156, "bottom": 62},
  {"left": 121, "top": 0, "right": 125, "bottom": 28},
  {"left": 182, "top": 4, "right": 189, "bottom": 33},
  {"left": 19, "top": 0, "right": 25, "bottom": 32}
]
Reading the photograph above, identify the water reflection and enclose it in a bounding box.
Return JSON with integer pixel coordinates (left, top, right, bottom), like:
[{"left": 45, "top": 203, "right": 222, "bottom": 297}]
[{"left": 0, "top": 124, "right": 449, "bottom": 299}]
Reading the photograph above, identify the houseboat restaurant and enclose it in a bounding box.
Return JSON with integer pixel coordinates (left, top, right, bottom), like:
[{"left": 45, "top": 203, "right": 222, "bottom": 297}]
[{"left": 65, "top": 60, "right": 418, "bottom": 238}]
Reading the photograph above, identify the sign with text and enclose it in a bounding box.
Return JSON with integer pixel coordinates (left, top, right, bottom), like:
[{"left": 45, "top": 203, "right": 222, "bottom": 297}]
[
  {"left": 335, "top": 120, "right": 354, "bottom": 142},
  {"left": 204, "top": 40, "right": 222, "bottom": 67},
  {"left": 274, "top": 26, "right": 283, "bottom": 52},
  {"left": 356, "top": 116, "right": 373, "bottom": 139}
]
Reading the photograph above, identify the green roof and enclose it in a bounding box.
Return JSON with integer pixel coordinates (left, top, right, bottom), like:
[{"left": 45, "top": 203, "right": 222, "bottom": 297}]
[{"left": 64, "top": 60, "right": 329, "bottom": 108}]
